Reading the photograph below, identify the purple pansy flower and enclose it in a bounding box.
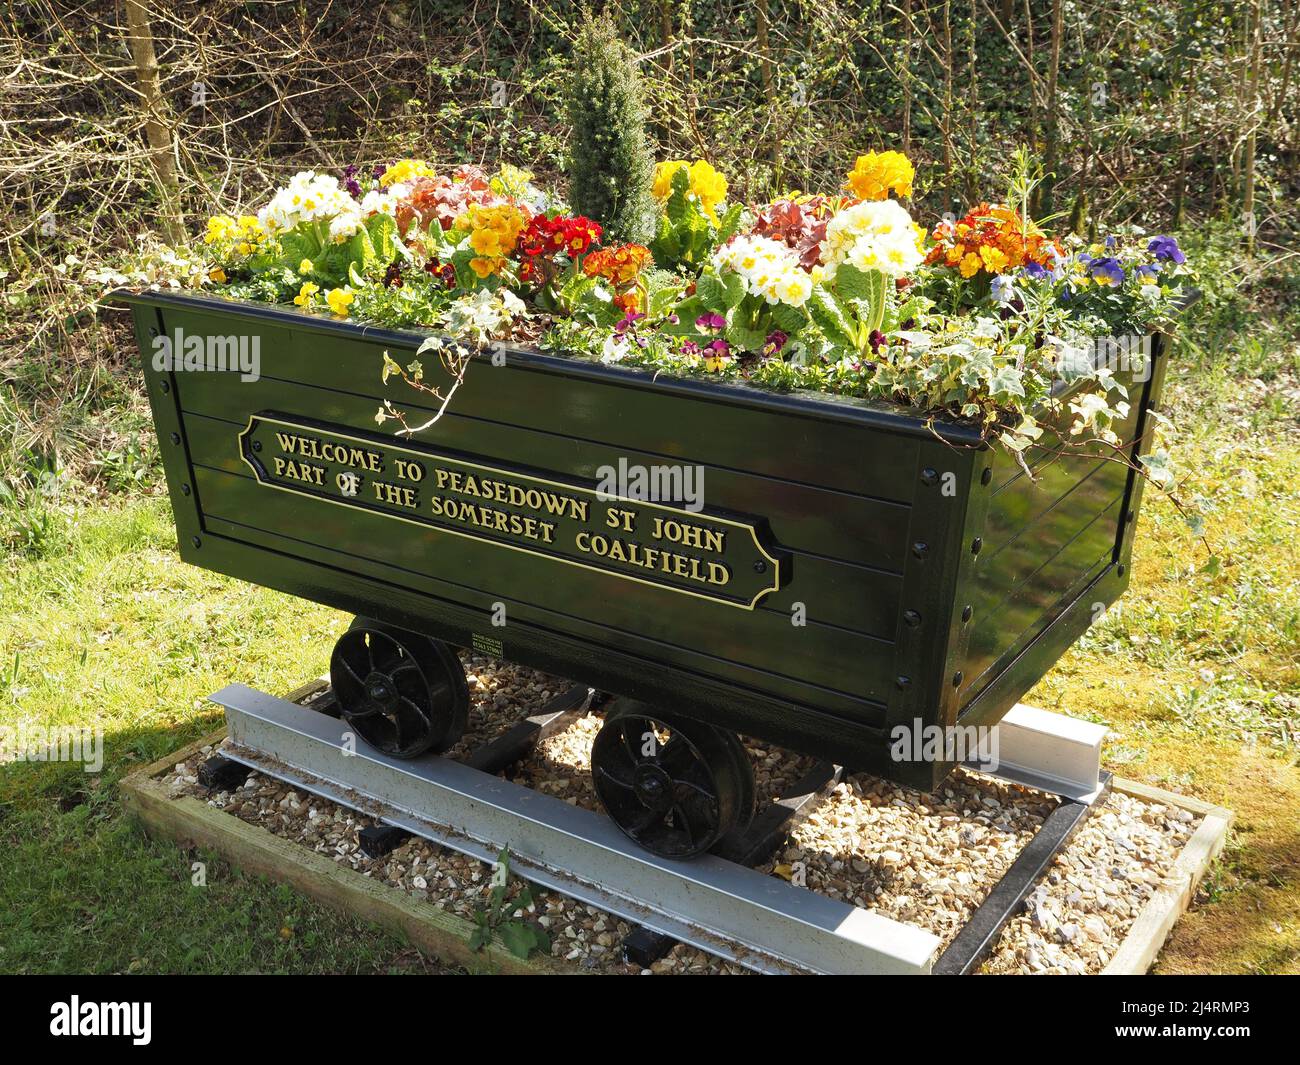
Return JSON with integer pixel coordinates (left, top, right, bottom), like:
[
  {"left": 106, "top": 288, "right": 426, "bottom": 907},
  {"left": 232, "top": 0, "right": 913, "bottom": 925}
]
[
  {"left": 990, "top": 274, "right": 1018, "bottom": 303},
  {"left": 614, "top": 311, "right": 645, "bottom": 335},
  {"left": 1087, "top": 256, "right": 1126, "bottom": 287},
  {"left": 762, "top": 330, "right": 789, "bottom": 357},
  {"left": 1147, "top": 235, "right": 1185, "bottom": 265},
  {"left": 695, "top": 312, "right": 726, "bottom": 333}
]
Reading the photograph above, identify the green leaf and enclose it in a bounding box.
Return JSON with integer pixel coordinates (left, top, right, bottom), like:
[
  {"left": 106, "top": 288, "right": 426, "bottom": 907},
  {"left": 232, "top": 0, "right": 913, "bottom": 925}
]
[
  {"left": 807, "top": 287, "right": 855, "bottom": 351},
  {"left": 725, "top": 322, "right": 767, "bottom": 354},
  {"left": 716, "top": 203, "right": 743, "bottom": 243},
  {"left": 695, "top": 271, "right": 728, "bottom": 313},
  {"left": 989, "top": 365, "right": 1026, "bottom": 398},
  {"left": 365, "top": 213, "right": 399, "bottom": 263},
  {"left": 500, "top": 921, "right": 547, "bottom": 959},
  {"left": 768, "top": 301, "right": 809, "bottom": 334},
  {"left": 833, "top": 264, "right": 876, "bottom": 302},
  {"left": 468, "top": 924, "right": 491, "bottom": 952}
]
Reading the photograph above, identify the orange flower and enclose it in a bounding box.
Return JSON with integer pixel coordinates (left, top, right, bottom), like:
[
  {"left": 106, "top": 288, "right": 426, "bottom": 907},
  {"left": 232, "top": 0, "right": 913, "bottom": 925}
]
[{"left": 926, "top": 202, "right": 1062, "bottom": 280}]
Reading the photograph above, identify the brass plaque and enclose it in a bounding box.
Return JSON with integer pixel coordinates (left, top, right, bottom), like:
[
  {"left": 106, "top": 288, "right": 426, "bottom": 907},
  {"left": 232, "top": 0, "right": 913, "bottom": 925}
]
[{"left": 238, "top": 413, "right": 783, "bottom": 610}]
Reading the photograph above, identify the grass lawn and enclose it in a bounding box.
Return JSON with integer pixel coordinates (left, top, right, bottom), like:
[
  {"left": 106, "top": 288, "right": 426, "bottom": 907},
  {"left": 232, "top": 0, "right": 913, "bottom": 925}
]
[{"left": 1, "top": 258, "right": 1297, "bottom": 974}]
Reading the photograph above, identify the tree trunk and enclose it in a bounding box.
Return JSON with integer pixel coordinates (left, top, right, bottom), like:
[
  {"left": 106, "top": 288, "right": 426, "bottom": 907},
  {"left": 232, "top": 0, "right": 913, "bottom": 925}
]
[
  {"left": 124, "top": 0, "right": 183, "bottom": 243},
  {"left": 901, "top": 0, "right": 913, "bottom": 155},
  {"left": 941, "top": 0, "right": 955, "bottom": 204},
  {"left": 1242, "top": 0, "right": 1263, "bottom": 255},
  {"left": 1039, "top": 0, "right": 1064, "bottom": 217},
  {"left": 756, "top": 0, "right": 779, "bottom": 178}
]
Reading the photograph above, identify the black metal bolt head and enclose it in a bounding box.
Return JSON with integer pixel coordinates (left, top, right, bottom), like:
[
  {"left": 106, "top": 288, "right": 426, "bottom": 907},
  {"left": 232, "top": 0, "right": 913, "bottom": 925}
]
[
  {"left": 159, "top": 380, "right": 170, "bottom": 393},
  {"left": 961, "top": 605, "right": 973, "bottom": 623},
  {"left": 903, "top": 609, "right": 922, "bottom": 627},
  {"left": 952, "top": 671, "right": 964, "bottom": 688},
  {"left": 169, "top": 431, "right": 180, "bottom": 445},
  {"left": 971, "top": 537, "right": 983, "bottom": 555},
  {"left": 980, "top": 467, "right": 992, "bottom": 486},
  {"left": 911, "top": 541, "right": 929, "bottom": 559},
  {"left": 191, "top": 536, "right": 201, "bottom": 548},
  {"left": 753, "top": 559, "right": 767, "bottom": 573},
  {"left": 252, "top": 440, "right": 262, "bottom": 452},
  {"left": 895, "top": 675, "right": 912, "bottom": 690},
  {"left": 920, "top": 467, "right": 939, "bottom": 486},
  {"left": 181, "top": 483, "right": 191, "bottom": 496}
]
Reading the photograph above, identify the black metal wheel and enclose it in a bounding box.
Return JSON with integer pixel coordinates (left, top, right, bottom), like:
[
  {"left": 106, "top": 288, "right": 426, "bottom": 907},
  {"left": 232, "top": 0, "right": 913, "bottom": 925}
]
[
  {"left": 329, "top": 616, "right": 468, "bottom": 758},
  {"left": 590, "top": 702, "right": 754, "bottom": 860}
]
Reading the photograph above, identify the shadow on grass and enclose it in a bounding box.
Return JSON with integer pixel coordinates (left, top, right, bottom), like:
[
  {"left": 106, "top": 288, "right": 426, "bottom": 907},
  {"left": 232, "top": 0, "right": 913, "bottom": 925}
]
[{"left": 0, "top": 715, "right": 446, "bottom": 975}]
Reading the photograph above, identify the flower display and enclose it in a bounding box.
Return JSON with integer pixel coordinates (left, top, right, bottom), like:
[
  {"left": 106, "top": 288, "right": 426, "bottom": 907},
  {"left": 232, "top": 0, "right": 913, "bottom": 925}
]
[
  {"left": 844, "top": 150, "right": 915, "bottom": 201},
  {"left": 378, "top": 158, "right": 436, "bottom": 187},
  {"left": 925, "top": 203, "right": 1063, "bottom": 280},
  {"left": 819, "top": 199, "right": 925, "bottom": 278},
  {"left": 519, "top": 214, "right": 603, "bottom": 260},
  {"left": 172, "top": 147, "right": 1188, "bottom": 455},
  {"left": 256, "top": 171, "right": 359, "bottom": 237}
]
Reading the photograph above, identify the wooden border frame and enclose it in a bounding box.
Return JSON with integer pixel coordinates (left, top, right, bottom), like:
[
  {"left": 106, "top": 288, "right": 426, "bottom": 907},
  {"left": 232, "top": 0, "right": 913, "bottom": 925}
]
[
  {"left": 119, "top": 681, "right": 576, "bottom": 976},
  {"left": 1100, "top": 777, "right": 1234, "bottom": 976},
  {"left": 119, "top": 688, "right": 1232, "bottom": 976}
]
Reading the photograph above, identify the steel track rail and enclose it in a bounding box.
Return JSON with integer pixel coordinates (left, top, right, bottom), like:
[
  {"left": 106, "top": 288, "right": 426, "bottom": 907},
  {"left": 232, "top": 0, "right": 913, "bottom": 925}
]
[{"left": 212, "top": 683, "right": 941, "bottom": 975}]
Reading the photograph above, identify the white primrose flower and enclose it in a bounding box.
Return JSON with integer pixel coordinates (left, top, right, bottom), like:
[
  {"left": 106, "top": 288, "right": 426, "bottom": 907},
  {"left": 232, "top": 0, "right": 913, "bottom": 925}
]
[
  {"left": 710, "top": 234, "right": 812, "bottom": 307},
  {"left": 820, "top": 199, "right": 925, "bottom": 278}
]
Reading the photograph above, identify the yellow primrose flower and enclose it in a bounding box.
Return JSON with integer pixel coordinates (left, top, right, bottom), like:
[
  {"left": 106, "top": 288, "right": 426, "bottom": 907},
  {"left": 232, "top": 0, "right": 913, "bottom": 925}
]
[
  {"left": 208, "top": 267, "right": 227, "bottom": 283},
  {"left": 293, "top": 282, "right": 319, "bottom": 307},
  {"left": 203, "top": 215, "right": 238, "bottom": 244},
  {"left": 492, "top": 163, "right": 534, "bottom": 197},
  {"left": 687, "top": 160, "right": 728, "bottom": 219},
  {"left": 298, "top": 259, "right": 314, "bottom": 275},
  {"left": 469, "top": 256, "right": 502, "bottom": 279},
  {"left": 652, "top": 161, "right": 688, "bottom": 201},
  {"left": 844, "top": 150, "right": 915, "bottom": 201},
  {"left": 325, "top": 287, "right": 355, "bottom": 316},
  {"left": 653, "top": 160, "right": 728, "bottom": 222},
  {"left": 380, "top": 158, "right": 435, "bottom": 187},
  {"left": 959, "top": 252, "right": 983, "bottom": 278}
]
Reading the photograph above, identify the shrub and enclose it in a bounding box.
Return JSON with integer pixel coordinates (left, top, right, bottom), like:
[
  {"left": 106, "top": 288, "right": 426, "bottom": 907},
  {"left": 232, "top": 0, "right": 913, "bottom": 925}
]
[{"left": 565, "top": 17, "right": 655, "bottom": 244}]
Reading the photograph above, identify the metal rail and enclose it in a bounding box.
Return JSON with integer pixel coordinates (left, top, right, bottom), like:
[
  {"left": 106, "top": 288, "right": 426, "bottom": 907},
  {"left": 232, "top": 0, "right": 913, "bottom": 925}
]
[{"left": 212, "top": 683, "right": 940, "bottom": 975}]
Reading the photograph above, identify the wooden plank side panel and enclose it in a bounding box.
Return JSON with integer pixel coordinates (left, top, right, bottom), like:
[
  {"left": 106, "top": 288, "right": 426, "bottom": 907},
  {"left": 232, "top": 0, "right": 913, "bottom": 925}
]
[
  {"left": 192, "top": 465, "right": 897, "bottom": 717},
  {"left": 960, "top": 495, "right": 1123, "bottom": 706},
  {"left": 971, "top": 456, "right": 1130, "bottom": 626},
  {"left": 180, "top": 412, "right": 902, "bottom": 638},
  {"left": 171, "top": 369, "right": 915, "bottom": 572},
  {"left": 161, "top": 306, "right": 923, "bottom": 501}
]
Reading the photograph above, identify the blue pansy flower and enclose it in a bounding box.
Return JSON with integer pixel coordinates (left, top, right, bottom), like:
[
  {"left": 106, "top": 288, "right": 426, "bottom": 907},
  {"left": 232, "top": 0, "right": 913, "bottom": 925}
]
[
  {"left": 990, "top": 274, "right": 1018, "bottom": 303},
  {"left": 1087, "top": 256, "right": 1125, "bottom": 287},
  {"left": 1147, "top": 235, "right": 1185, "bottom": 264}
]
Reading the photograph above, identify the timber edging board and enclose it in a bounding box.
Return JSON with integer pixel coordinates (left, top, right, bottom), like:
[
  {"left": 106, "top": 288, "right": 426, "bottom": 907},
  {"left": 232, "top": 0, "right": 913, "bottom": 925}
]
[
  {"left": 118, "top": 691, "right": 1233, "bottom": 976},
  {"left": 119, "top": 681, "right": 574, "bottom": 976},
  {"left": 1100, "top": 778, "right": 1234, "bottom": 976}
]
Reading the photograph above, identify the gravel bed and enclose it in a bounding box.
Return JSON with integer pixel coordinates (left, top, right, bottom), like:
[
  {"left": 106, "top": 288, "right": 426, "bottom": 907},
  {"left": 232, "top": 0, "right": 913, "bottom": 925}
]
[{"left": 166, "top": 656, "right": 1202, "bottom": 974}]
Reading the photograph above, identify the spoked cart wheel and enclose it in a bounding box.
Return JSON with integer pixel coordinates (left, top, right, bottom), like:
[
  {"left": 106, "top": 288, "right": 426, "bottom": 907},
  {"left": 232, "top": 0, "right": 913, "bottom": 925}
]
[
  {"left": 590, "top": 702, "right": 754, "bottom": 860},
  {"left": 329, "top": 616, "right": 469, "bottom": 758}
]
